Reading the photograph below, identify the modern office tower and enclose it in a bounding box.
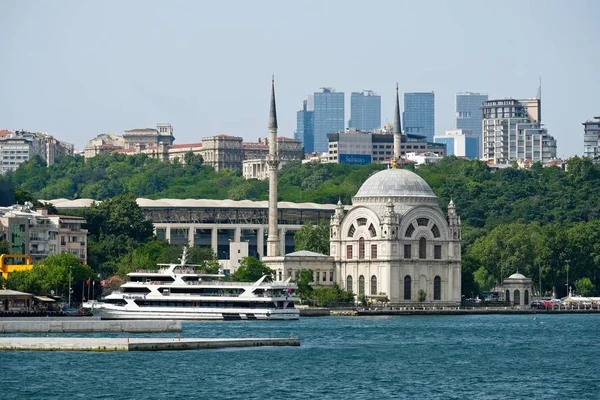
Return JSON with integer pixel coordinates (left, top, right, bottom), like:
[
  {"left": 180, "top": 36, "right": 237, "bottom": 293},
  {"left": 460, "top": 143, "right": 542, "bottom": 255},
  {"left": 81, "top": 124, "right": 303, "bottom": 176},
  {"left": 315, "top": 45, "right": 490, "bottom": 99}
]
[
  {"left": 434, "top": 129, "right": 480, "bottom": 159},
  {"left": 295, "top": 99, "right": 314, "bottom": 152},
  {"left": 456, "top": 92, "right": 488, "bottom": 140},
  {"left": 313, "top": 88, "right": 345, "bottom": 153},
  {"left": 583, "top": 116, "right": 600, "bottom": 162},
  {"left": 403, "top": 92, "right": 435, "bottom": 142},
  {"left": 482, "top": 98, "right": 557, "bottom": 165},
  {"left": 349, "top": 90, "right": 381, "bottom": 132}
]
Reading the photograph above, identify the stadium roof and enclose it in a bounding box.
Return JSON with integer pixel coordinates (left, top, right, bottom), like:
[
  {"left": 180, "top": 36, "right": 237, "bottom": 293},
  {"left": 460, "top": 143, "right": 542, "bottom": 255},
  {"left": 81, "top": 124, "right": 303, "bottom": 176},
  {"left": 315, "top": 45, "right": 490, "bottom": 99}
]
[{"left": 45, "top": 198, "right": 336, "bottom": 211}]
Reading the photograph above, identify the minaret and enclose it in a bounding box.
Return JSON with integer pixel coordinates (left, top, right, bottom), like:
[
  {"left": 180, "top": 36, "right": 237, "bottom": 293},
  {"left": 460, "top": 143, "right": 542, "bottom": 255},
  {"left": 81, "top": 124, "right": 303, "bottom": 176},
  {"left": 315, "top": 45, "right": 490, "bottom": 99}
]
[
  {"left": 392, "top": 83, "right": 405, "bottom": 169},
  {"left": 266, "top": 75, "right": 280, "bottom": 257}
]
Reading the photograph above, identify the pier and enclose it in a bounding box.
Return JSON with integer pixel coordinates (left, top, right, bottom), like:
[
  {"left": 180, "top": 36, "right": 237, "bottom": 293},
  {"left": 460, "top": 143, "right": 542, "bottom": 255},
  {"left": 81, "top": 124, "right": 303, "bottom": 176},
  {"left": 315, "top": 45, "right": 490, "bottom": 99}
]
[
  {"left": 0, "top": 337, "right": 301, "bottom": 352},
  {"left": 0, "top": 318, "right": 182, "bottom": 333}
]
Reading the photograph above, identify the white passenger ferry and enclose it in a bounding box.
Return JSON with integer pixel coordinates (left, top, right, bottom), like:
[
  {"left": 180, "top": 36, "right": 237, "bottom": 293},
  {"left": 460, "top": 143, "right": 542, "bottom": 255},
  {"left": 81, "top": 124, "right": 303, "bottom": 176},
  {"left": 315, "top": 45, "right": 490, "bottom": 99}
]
[{"left": 83, "top": 248, "right": 299, "bottom": 320}]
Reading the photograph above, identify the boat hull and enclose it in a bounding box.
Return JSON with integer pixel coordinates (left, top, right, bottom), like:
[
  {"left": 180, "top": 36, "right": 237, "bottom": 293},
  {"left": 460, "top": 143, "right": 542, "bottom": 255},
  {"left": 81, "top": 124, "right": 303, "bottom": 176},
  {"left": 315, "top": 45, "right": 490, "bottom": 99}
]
[{"left": 84, "top": 303, "right": 299, "bottom": 321}]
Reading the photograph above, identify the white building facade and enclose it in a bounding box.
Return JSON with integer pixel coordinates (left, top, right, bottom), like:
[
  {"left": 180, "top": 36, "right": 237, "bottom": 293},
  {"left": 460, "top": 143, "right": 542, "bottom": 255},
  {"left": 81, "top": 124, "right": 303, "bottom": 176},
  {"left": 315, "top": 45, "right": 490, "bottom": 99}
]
[{"left": 330, "top": 168, "right": 461, "bottom": 304}]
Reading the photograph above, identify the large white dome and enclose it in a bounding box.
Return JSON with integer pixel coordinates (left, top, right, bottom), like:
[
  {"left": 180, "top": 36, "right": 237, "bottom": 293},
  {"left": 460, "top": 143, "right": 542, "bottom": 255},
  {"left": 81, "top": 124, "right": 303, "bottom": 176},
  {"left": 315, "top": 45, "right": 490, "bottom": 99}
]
[{"left": 354, "top": 169, "right": 436, "bottom": 200}]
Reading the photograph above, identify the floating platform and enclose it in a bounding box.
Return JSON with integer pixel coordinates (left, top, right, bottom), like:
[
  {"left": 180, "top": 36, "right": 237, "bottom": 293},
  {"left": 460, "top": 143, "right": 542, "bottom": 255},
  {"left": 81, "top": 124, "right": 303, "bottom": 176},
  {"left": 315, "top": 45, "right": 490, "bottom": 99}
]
[
  {"left": 0, "top": 337, "right": 301, "bottom": 352},
  {"left": 0, "top": 319, "right": 182, "bottom": 333}
]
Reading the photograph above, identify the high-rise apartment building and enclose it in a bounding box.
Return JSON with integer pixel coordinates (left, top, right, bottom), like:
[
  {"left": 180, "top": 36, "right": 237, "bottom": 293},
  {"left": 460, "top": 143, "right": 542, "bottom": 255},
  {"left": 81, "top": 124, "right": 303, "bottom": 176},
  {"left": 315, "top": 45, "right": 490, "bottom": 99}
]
[
  {"left": 456, "top": 92, "right": 488, "bottom": 140},
  {"left": 295, "top": 99, "right": 314, "bottom": 152},
  {"left": 482, "top": 98, "right": 557, "bottom": 165},
  {"left": 313, "top": 88, "right": 344, "bottom": 153},
  {"left": 583, "top": 116, "right": 600, "bottom": 162},
  {"left": 0, "top": 130, "right": 73, "bottom": 174},
  {"left": 403, "top": 92, "right": 435, "bottom": 142},
  {"left": 349, "top": 90, "right": 381, "bottom": 132}
]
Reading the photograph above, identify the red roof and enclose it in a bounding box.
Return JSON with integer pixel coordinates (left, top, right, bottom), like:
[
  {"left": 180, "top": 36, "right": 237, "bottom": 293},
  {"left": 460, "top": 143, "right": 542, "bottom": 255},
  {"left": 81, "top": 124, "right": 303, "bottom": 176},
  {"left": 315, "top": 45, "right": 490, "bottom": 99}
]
[
  {"left": 170, "top": 143, "right": 203, "bottom": 149},
  {"left": 0, "top": 129, "right": 13, "bottom": 136}
]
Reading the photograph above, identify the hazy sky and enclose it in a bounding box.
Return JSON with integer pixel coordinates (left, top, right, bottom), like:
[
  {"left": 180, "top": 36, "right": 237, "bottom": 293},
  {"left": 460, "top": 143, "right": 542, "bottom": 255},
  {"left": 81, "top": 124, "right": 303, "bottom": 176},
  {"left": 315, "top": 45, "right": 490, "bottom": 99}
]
[{"left": 1, "top": 0, "right": 598, "bottom": 157}]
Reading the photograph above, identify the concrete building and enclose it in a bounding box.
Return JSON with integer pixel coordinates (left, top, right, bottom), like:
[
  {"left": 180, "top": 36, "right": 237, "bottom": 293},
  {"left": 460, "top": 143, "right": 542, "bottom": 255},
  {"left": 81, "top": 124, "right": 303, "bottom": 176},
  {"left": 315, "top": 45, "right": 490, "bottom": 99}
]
[
  {"left": 403, "top": 92, "right": 435, "bottom": 142},
  {"left": 123, "top": 123, "right": 175, "bottom": 149},
  {"left": 326, "top": 128, "right": 446, "bottom": 165},
  {"left": 0, "top": 130, "right": 73, "bottom": 174},
  {"left": 405, "top": 151, "right": 443, "bottom": 166},
  {"left": 0, "top": 204, "right": 87, "bottom": 264},
  {"left": 583, "top": 116, "right": 600, "bottom": 162},
  {"left": 482, "top": 98, "right": 557, "bottom": 165},
  {"left": 83, "top": 134, "right": 126, "bottom": 159},
  {"left": 434, "top": 129, "right": 480, "bottom": 159},
  {"left": 313, "top": 88, "right": 345, "bottom": 153},
  {"left": 47, "top": 198, "right": 335, "bottom": 262},
  {"left": 456, "top": 92, "right": 488, "bottom": 141},
  {"left": 349, "top": 90, "right": 381, "bottom": 132}
]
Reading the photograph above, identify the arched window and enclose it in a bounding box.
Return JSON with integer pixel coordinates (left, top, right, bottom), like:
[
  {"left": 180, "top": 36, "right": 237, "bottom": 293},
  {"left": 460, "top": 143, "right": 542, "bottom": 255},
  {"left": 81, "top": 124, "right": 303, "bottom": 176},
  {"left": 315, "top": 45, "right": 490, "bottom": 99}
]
[
  {"left": 524, "top": 290, "right": 529, "bottom": 305},
  {"left": 404, "top": 276, "right": 412, "bottom": 300},
  {"left": 431, "top": 224, "right": 440, "bottom": 238},
  {"left": 370, "top": 275, "right": 377, "bottom": 295},
  {"left": 514, "top": 290, "right": 521, "bottom": 306},
  {"left": 346, "top": 275, "right": 353, "bottom": 292},
  {"left": 505, "top": 289, "right": 510, "bottom": 303},
  {"left": 434, "top": 276, "right": 441, "bottom": 300},
  {"left": 368, "top": 224, "right": 377, "bottom": 238},
  {"left": 359, "top": 275, "right": 365, "bottom": 296},
  {"left": 359, "top": 238, "right": 365, "bottom": 259},
  {"left": 405, "top": 224, "right": 415, "bottom": 238},
  {"left": 419, "top": 237, "right": 427, "bottom": 259},
  {"left": 348, "top": 225, "right": 356, "bottom": 237}
]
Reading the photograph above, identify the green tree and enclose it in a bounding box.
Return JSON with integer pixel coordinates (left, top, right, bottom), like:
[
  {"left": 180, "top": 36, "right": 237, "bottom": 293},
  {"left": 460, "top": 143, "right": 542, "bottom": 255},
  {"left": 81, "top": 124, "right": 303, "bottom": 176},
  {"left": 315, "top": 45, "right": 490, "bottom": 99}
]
[
  {"left": 0, "top": 239, "right": 9, "bottom": 255},
  {"left": 575, "top": 277, "right": 595, "bottom": 297},
  {"left": 294, "top": 221, "right": 330, "bottom": 254},
  {"left": 417, "top": 289, "right": 427, "bottom": 302},
  {"left": 232, "top": 257, "right": 273, "bottom": 282},
  {"left": 473, "top": 266, "right": 495, "bottom": 291},
  {"left": 296, "top": 269, "right": 314, "bottom": 299}
]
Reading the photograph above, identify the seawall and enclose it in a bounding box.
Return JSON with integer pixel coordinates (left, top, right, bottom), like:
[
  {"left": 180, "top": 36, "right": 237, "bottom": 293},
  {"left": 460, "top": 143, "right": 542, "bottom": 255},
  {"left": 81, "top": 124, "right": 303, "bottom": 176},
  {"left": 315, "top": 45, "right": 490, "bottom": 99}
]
[{"left": 0, "top": 318, "right": 182, "bottom": 333}]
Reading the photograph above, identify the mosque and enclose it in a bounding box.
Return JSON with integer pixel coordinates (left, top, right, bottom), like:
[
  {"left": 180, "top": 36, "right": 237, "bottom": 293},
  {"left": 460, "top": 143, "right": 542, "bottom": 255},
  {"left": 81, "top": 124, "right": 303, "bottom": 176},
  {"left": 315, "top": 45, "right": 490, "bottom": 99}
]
[{"left": 263, "top": 80, "right": 462, "bottom": 304}]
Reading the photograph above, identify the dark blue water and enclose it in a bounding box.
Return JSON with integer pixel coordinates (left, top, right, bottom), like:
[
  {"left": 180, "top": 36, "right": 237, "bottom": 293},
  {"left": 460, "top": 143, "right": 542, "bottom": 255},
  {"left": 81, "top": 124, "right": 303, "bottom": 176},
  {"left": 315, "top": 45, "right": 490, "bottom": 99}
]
[{"left": 1, "top": 315, "right": 599, "bottom": 399}]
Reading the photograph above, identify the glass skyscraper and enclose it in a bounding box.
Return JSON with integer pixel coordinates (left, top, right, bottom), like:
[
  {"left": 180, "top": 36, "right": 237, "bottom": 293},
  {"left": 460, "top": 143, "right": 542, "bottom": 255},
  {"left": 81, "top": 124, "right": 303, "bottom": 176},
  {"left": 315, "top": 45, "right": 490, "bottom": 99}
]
[
  {"left": 456, "top": 92, "right": 488, "bottom": 142},
  {"left": 313, "top": 88, "right": 344, "bottom": 153},
  {"left": 403, "top": 92, "right": 435, "bottom": 142},
  {"left": 295, "top": 99, "right": 314, "bottom": 153},
  {"left": 349, "top": 90, "right": 381, "bottom": 132}
]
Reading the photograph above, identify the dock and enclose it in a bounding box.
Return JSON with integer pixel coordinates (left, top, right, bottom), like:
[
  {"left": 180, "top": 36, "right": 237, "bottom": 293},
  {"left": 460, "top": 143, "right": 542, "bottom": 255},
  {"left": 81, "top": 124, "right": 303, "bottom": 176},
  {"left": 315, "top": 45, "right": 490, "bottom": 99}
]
[
  {"left": 0, "top": 318, "right": 182, "bottom": 333},
  {"left": 0, "top": 337, "right": 301, "bottom": 351}
]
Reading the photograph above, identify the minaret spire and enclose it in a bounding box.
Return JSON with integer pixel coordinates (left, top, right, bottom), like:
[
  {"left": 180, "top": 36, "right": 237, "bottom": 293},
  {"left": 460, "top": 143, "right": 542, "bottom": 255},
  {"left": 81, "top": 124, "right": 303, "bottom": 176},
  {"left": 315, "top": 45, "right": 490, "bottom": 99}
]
[
  {"left": 266, "top": 75, "right": 280, "bottom": 257},
  {"left": 269, "top": 74, "right": 278, "bottom": 129},
  {"left": 392, "top": 83, "right": 403, "bottom": 169}
]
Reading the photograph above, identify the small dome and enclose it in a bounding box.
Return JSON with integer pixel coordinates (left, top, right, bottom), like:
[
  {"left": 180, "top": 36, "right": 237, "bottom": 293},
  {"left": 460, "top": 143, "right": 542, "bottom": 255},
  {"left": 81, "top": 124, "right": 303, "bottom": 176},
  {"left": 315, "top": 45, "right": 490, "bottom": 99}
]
[
  {"left": 354, "top": 169, "right": 436, "bottom": 199},
  {"left": 508, "top": 273, "right": 527, "bottom": 280}
]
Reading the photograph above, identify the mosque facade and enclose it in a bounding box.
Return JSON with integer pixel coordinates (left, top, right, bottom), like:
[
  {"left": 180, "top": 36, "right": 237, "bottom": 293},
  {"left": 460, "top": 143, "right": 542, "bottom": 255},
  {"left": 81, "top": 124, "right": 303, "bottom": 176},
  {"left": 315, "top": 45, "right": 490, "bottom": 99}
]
[{"left": 264, "top": 80, "right": 462, "bottom": 304}]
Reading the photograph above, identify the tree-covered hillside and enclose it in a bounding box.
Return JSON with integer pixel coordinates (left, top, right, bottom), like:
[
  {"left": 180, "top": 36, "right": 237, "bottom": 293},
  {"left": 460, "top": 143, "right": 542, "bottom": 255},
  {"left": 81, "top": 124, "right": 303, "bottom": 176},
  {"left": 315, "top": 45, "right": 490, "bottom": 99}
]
[{"left": 6, "top": 153, "right": 600, "bottom": 297}]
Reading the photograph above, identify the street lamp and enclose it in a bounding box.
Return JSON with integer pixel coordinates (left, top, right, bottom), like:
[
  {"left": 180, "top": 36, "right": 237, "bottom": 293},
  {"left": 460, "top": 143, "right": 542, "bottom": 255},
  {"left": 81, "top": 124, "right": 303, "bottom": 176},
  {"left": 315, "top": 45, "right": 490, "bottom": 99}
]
[
  {"left": 68, "top": 266, "right": 72, "bottom": 309},
  {"left": 565, "top": 259, "right": 570, "bottom": 297}
]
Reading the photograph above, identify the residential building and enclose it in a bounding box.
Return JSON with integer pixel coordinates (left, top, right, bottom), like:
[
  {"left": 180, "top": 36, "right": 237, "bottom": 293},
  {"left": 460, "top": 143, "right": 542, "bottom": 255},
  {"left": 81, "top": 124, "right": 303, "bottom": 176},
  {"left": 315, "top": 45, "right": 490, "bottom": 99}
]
[
  {"left": 583, "top": 116, "right": 600, "bottom": 161},
  {"left": 434, "top": 129, "right": 480, "bottom": 159},
  {"left": 327, "top": 128, "right": 446, "bottom": 165},
  {"left": 482, "top": 98, "right": 557, "bottom": 165},
  {"left": 456, "top": 92, "right": 488, "bottom": 141},
  {"left": 313, "top": 88, "right": 345, "bottom": 153},
  {"left": 0, "top": 130, "right": 73, "bottom": 174},
  {"left": 349, "top": 90, "right": 381, "bottom": 132},
  {"left": 47, "top": 214, "right": 88, "bottom": 263},
  {"left": 403, "top": 92, "right": 435, "bottom": 142},
  {"left": 0, "top": 204, "right": 86, "bottom": 264},
  {"left": 295, "top": 99, "right": 314, "bottom": 153}
]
